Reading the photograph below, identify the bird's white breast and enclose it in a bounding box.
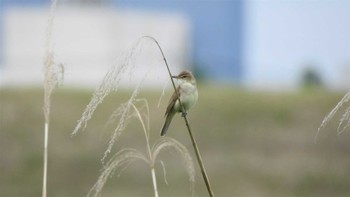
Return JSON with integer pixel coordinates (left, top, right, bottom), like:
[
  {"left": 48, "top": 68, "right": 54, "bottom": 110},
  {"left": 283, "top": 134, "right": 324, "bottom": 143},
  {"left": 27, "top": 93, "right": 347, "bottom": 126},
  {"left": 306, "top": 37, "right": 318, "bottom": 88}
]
[{"left": 179, "top": 82, "right": 198, "bottom": 110}]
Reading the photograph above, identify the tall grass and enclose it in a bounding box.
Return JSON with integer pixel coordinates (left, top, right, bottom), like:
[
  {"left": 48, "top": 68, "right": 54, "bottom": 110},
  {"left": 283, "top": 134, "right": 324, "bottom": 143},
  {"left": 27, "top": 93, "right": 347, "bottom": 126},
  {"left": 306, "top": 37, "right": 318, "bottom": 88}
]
[
  {"left": 144, "top": 36, "right": 215, "bottom": 196},
  {"left": 71, "top": 36, "right": 216, "bottom": 196},
  {"left": 318, "top": 92, "right": 350, "bottom": 138},
  {"left": 72, "top": 38, "right": 148, "bottom": 165},
  {"left": 87, "top": 99, "right": 195, "bottom": 197},
  {"left": 42, "top": 0, "right": 62, "bottom": 197},
  {"left": 72, "top": 37, "right": 145, "bottom": 137},
  {"left": 72, "top": 36, "right": 215, "bottom": 196},
  {"left": 38, "top": 2, "right": 211, "bottom": 191},
  {"left": 70, "top": 36, "right": 197, "bottom": 196}
]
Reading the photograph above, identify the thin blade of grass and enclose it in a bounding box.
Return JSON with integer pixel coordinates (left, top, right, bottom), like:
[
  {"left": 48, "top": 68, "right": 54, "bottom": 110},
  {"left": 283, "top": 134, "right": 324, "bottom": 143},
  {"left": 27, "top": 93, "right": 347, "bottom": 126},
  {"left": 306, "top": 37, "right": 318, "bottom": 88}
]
[
  {"left": 318, "top": 92, "right": 350, "bottom": 132},
  {"left": 317, "top": 92, "right": 350, "bottom": 142},
  {"left": 159, "top": 160, "right": 169, "bottom": 185},
  {"left": 101, "top": 84, "right": 142, "bottom": 163},
  {"left": 88, "top": 148, "right": 148, "bottom": 197},
  {"left": 337, "top": 106, "right": 350, "bottom": 135},
  {"left": 152, "top": 137, "right": 195, "bottom": 187}
]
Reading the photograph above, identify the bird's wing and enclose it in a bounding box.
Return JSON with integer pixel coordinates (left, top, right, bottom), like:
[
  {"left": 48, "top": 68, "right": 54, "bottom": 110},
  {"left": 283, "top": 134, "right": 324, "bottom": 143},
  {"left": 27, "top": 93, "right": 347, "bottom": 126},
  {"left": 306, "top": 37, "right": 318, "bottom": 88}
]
[{"left": 165, "top": 86, "right": 181, "bottom": 117}]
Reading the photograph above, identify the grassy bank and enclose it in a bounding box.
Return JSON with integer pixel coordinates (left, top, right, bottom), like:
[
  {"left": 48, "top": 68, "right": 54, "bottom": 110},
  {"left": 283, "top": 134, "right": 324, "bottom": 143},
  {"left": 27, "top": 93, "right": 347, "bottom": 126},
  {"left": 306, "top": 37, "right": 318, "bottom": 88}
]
[{"left": 1, "top": 87, "right": 349, "bottom": 196}]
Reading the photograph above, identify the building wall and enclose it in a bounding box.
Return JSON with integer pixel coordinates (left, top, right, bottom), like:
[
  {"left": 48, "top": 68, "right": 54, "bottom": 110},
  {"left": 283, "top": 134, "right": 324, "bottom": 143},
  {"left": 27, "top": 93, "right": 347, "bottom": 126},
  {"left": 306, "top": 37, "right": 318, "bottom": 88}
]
[
  {"left": 114, "top": 0, "right": 244, "bottom": 83},
  {"left": 0, "top": 5, "right": 3, "bottom": 66},
  {"left": 0, "top": 0, "right": 243, "bottom": 87},
  {"left": 1, "top": 0, "right": 350, "bottom": 90},
  {"left": 0, "top": 6, "right": 189, "bottom": 87}
]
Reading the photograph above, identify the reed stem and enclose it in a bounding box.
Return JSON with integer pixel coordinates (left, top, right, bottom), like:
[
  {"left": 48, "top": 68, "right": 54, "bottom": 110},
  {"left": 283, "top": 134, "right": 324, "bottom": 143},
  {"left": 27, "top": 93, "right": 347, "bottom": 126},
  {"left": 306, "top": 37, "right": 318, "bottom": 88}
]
[
  {"left": 42, "top": 123, "right": 49, "bottom": 197},
  {"left": 144, "top": 36, "right": 215, "bottom": 197},
  {"left": 43, "top": 1, "right": 59, "bottom": 196},
  {"left": 151, "top": 167, "right": 159, "bottom": 197}
]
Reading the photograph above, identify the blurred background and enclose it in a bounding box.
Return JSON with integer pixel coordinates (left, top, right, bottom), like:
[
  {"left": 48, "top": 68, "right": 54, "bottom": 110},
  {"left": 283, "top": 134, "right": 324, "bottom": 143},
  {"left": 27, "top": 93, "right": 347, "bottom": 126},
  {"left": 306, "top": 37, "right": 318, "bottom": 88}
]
[
  {"left": 1, "top": 0, "right": 350, "bottom": 196},
  {"left": 1, "top": 0, "right": 349, "bottom": 90}
]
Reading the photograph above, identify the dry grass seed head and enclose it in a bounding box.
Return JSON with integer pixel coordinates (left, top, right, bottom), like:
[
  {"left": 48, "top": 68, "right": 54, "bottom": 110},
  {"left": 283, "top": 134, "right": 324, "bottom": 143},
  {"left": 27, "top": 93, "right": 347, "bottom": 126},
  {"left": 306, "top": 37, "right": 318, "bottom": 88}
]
[
  {"left": 72, "top": 38, "right": 146, "bottom": 136},
  {"left": 318, "top": 92, "right": 350, "bottom": 136},
  {"left": 101, "top": 86, "right": 142, "bottom": 163},
  {"left": 43, "top": 52, "right": 64, "bottom": 123},
  {"left": 337, "top": 106, "right": 350, "bottom": 135},
  {"left": 88, "top": 148, "right": 148, "bottom": 197},
  {"left": 152, "top": 137, "right": 196, "bottom": 184}
]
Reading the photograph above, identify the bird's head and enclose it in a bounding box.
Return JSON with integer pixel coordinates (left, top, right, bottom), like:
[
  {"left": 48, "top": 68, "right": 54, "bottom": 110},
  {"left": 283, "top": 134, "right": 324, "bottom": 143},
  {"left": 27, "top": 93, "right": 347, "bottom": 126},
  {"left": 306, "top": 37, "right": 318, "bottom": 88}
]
[{"left": 172, "top": 70, "right": 196, "bottom": 84}]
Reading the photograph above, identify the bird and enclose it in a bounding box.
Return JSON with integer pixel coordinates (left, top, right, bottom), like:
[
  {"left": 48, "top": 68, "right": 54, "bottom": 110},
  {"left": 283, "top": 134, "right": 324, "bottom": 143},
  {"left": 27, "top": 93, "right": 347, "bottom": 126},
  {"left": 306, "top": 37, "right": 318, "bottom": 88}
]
[{"left": 161, "top": 70, "right": 198, "bottom": 136}]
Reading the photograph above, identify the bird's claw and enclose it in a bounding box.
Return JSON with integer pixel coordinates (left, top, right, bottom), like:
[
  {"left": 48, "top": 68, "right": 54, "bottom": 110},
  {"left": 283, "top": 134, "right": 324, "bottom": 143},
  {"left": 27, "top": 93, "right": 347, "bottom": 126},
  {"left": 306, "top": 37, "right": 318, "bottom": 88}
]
[{"left": 181, "top": 111, "right": 187, "bottom": 117}]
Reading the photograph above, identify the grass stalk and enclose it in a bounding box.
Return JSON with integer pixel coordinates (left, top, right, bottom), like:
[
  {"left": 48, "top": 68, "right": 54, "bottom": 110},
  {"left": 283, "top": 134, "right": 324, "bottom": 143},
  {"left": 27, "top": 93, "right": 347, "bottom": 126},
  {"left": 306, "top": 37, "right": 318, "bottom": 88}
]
[
  {"left": 131, "top": 101, "right": 159, "bottom": 197},
  {"left": 317, "top": 91, "right": 350, "bottom": 142},
  {"left": 72, "top": 36, "right": 196, "bottom": 196},
  {"left": 42, "top": 1, "right": 61, "bottom": 196},
  {"left": 42, "top": 123, "right": 49, "bottom": 197},
  {"left": 151, "top": 167, "right": 159, "bottom": 197},
  {"left": 88, "top": 100, "right": 194, "bottom": 197},
  {"left": 144, "top": 36, "right": 215, "bottom": 197}
]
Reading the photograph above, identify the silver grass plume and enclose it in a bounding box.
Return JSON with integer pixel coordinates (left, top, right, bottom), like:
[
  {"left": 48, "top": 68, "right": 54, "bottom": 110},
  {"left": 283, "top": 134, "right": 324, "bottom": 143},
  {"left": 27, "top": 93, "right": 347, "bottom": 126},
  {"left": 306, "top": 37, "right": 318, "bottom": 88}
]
[
  {"left": 318, "top": 92, "right": 350, "bottom": 138},
  {"left": 87, "top": 100, "right": 195, "bottom": 197},
  {"left": 42, "top": 0, "right": 63, "bottom": 197}
]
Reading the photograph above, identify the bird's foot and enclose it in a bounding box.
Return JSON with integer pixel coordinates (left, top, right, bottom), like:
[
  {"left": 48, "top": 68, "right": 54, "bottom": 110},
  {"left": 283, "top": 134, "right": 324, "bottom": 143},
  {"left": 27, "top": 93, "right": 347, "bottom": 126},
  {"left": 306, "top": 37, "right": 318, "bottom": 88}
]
[{"left": 181, "top": 111, "right": 187, "bottom": 117}]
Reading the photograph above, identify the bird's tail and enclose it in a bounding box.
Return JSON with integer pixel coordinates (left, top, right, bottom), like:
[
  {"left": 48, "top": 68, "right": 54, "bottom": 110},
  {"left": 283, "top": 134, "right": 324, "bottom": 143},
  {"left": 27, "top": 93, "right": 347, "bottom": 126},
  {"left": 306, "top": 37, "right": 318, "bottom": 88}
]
[{"left": 161, "top": 112, "right": 175, "bottom": 136}]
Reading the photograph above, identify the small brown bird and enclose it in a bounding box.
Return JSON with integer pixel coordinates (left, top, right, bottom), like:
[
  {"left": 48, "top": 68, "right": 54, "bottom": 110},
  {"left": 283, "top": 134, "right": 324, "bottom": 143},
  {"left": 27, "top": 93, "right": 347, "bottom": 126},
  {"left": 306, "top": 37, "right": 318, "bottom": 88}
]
[{"left": 161, "top": 70, "right": 198, "bottom": 136}]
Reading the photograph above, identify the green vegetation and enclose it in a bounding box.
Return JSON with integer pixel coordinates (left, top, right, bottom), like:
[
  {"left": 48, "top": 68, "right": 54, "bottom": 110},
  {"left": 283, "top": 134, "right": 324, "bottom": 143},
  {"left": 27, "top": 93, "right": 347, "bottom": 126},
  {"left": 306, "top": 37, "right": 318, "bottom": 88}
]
[{"left": 1, "top": 87, "right": 350, "bottom": 196}]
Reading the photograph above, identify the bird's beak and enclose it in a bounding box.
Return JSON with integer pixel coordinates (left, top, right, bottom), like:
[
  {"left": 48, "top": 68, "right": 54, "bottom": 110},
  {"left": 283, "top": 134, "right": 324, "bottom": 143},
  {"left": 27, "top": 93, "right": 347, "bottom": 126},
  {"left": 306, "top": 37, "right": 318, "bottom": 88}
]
[{"left": 171, "top": 75, "right": 178, "bottom": 79}]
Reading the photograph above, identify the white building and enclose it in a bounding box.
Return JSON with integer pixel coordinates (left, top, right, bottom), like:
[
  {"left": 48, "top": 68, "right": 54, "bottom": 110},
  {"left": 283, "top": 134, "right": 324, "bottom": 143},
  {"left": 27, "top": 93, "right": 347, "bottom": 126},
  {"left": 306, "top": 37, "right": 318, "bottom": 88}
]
[
  {"left": 1, "top": 0, "right": 350, "bottom": 91},
  {"left": 0, "top": 5, "right": 190, "bottom": 88}
]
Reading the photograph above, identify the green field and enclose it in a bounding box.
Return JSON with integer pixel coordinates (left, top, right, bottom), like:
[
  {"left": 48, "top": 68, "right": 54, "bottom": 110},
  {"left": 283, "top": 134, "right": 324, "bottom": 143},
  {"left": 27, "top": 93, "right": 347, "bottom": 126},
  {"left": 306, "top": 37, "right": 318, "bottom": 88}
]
[{"left": 1, "top": 86, "right": 350, "bottom": 197}]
